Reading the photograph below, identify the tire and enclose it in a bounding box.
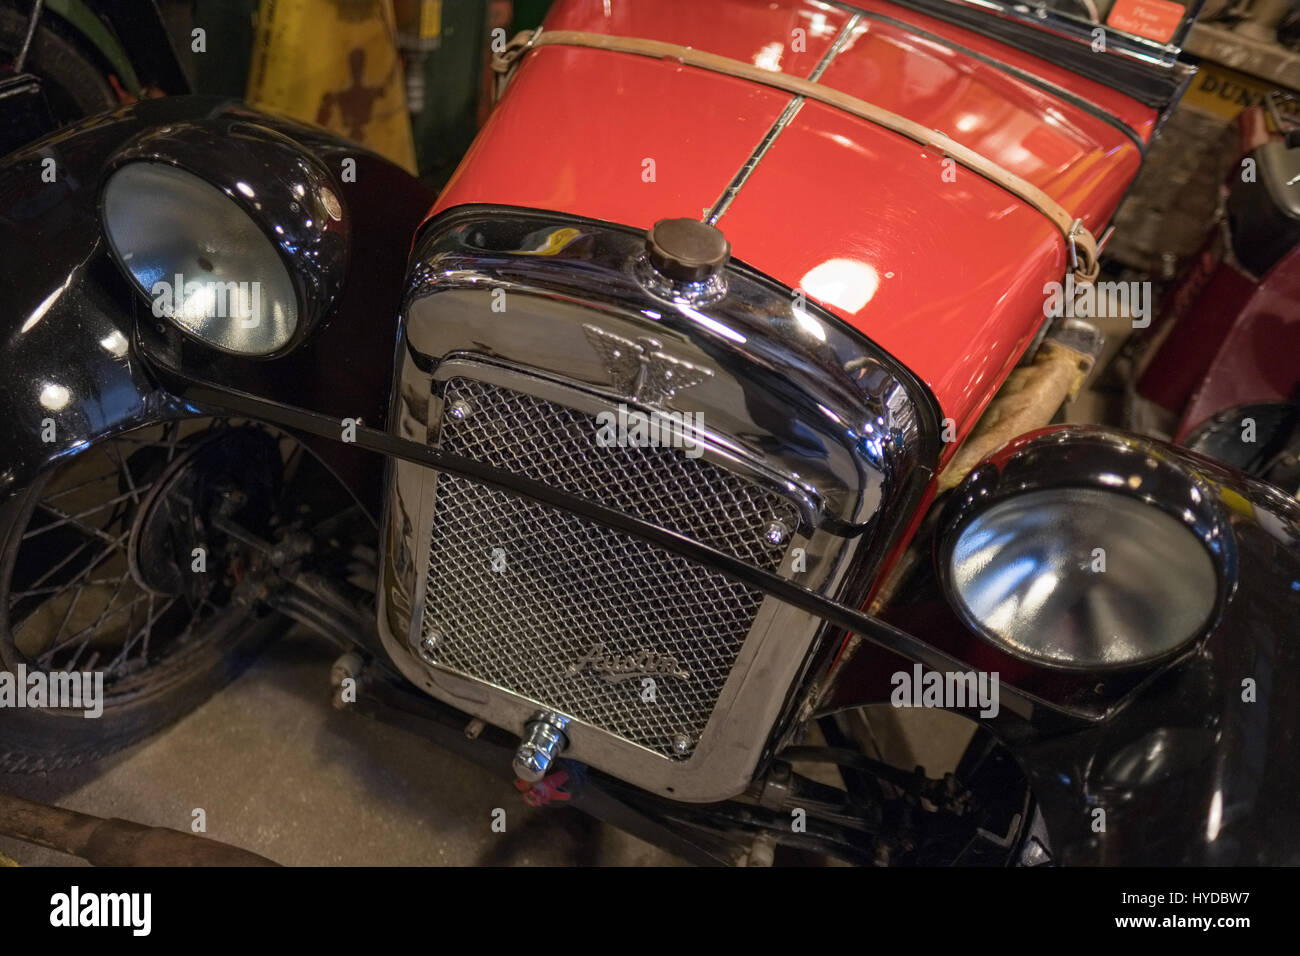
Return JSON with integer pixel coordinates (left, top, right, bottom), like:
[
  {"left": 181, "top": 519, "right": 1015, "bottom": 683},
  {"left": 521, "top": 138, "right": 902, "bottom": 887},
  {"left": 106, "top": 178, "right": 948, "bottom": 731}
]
[
  {"left": 0, "top": 603, "right": 282, "bottom": 773},
  {"left": 0, "top": 420, "right": 290, "bottom": 773},
  {"left": 0, "top": 5, "right": 117, "bottom": 125}
]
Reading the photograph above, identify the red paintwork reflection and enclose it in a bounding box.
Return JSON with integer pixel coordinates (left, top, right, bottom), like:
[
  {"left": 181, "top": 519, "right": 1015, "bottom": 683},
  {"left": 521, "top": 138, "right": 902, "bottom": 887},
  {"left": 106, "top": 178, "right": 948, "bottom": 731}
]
[
  {"left": 850, "top": 0, "right": 1156, "bottom": 143},
  {"left": 552, "top": 0, "right": 852, "bottom": 78},
  {"left": 431, "top": 0, "right": 1153, "bottom": 444},
  {"left": 825, "top": 18, "right": 1142, "bottom": 208},
  {"left": 718, "top": 15, "right": 1145, "bottom": 446},
  {"left": 717, "top": 102, "right": 1071, "bottom": 446},
  {"left": 434, "top": 46, "right": 790, "bottom": 229}
]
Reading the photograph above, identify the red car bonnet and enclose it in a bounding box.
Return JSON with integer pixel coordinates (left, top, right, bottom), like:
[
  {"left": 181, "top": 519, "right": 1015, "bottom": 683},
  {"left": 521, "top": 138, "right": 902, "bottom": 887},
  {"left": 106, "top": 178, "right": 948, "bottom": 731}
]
[{"left": 429, "top": 0, "right": 1156, "bottom": 452}]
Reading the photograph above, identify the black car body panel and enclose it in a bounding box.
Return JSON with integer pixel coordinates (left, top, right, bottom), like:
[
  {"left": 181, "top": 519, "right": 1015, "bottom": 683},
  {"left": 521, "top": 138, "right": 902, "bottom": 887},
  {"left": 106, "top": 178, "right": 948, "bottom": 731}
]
[{"left": 0, "top": 97, "right": 434, "bottom": 514}]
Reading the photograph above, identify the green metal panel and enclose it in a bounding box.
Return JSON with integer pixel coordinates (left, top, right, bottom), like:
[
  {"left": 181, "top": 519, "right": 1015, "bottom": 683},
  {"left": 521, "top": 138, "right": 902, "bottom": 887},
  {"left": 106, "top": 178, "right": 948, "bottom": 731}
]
[{"left": 44, "top": 0, "right": 142, "bottom": 93}]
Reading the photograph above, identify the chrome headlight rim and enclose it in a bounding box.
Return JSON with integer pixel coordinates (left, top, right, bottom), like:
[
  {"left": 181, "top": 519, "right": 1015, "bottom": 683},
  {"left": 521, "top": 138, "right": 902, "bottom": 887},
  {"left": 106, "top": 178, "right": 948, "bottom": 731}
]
[
  {"left": 97, "top": 117, "right": 349, "bottom": 360},
  {"left": 936, "top": 426, "right": 1237, "bottom": 674}
]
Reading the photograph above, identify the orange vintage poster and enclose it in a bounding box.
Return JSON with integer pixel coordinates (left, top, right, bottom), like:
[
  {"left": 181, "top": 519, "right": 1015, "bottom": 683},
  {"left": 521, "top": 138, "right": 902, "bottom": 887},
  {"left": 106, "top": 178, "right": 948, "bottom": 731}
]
[{"left": 1106, "top": 0, "right": 1186, "bottom": 43}]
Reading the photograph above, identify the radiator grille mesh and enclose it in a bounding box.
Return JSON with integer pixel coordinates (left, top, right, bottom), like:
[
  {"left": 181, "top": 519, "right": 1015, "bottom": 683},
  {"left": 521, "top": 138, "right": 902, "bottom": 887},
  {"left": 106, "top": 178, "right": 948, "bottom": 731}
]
[{"left": 420, "top": 376, "right": 798, "bottom": 758}]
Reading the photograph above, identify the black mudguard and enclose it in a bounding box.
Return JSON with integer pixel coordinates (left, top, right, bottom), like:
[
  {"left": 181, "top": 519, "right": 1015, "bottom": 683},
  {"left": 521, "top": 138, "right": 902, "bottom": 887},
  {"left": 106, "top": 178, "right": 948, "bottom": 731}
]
[
  {"left": 0, "top": 96, "right": 434, "bottom": 515},
  {"left": 824, "top": 436, "right": 1300, "bottom": 865}
]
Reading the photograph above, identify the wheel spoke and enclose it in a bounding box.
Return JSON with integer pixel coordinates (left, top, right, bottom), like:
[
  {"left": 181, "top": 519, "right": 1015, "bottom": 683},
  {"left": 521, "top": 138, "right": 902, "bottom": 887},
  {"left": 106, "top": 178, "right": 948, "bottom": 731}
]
[
  {"left": 39, "top": 553, "right": 135, "bottom": 669},
  {"left": 41, "top": 469, "right": 120, "bottom": 503},
  {"left": 10, "top": 528, "right": 130, "bottom": 632},
  {"left": 5, "top": 417, "right": 242, "bottom": 696},
  {"left": 107, "top": 593, "right": 152, "bottom": 673},
  {"left": 139, "top": 592, "right": 163, "bottom": 665},
  {"left": 176, "top": 594, "right": 214, "bottom": 643},
  {"left": 56, "top": 530, "right": 130, "bottom": 591},
  {"left": 104, "top": 441, "right": 142, "bottom": 507},
  {"left": 165, "top": 421, "right": 181, "bottom": 463},
  {"left": 10, "top": 577, "right": 129, "bottom": 600},
  {"left": 106, "top": 593, "right": 177, "bottom": 674},
  {"left": 26, "top": 507, "right": 120, "bottom": 546},
  {"left": 64, "top": 488, "right": 142, "bottom": 522},
  {"left": 44, "top": 579, "right": 85, "bottom": 658},
  {"left": 43, "top": 591, "right": 146, "bottom": 670},
  {"left": 21, "top": 536, "right": 97, "bottom": 592},
  {"left": 27, "top": 493, "right": 139, "bottom": 542}
]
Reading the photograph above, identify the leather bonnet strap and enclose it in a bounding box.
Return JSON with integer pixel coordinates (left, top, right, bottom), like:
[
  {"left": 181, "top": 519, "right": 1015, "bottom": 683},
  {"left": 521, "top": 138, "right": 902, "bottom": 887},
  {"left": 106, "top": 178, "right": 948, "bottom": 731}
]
[{"left": 493, "top": 28, "right": 1101, "bottom": 285}]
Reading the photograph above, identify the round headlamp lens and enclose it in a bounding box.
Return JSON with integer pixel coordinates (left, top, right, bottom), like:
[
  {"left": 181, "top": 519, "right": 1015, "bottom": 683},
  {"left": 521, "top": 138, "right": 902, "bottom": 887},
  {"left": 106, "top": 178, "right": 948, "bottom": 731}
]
[
  {"left": 102, "top": 162, "right": 298, "bottom": 356},
  {"left": 948, "top": 487, "right": 1218, "bottom": 668}
]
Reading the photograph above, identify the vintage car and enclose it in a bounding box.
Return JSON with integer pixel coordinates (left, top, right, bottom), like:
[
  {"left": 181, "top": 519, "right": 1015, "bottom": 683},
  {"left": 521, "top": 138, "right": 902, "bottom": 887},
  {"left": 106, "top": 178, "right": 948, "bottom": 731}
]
[{"left": 1, "top": 0, "right": 1297, "bottom": 866}]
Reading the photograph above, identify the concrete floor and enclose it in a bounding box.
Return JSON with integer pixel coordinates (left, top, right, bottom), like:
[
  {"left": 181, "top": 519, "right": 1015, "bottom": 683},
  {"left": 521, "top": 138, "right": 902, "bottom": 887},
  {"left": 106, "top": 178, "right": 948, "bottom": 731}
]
[{"left": 0, "top": 629, "right": 682, "bottom": 867}]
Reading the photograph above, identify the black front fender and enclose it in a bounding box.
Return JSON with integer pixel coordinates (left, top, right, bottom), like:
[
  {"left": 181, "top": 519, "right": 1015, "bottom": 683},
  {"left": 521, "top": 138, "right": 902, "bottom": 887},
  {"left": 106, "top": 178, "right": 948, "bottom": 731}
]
[
  {"left": 0, "top": 97, "right": 433, "bottom": 511},
  {"left": 1016, "top": 451, "right": 1300, "bottom": 865},
  {"left": 825, "top": 428, "right": 1300, "bottom": 864}
]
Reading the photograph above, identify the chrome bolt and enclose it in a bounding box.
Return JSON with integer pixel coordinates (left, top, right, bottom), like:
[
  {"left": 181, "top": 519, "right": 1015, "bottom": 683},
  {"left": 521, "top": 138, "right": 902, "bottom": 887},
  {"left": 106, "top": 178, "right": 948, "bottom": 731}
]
[
  {"left": 447, "top": 399, "right": 472, "bottom": 422},
  {"left": 672, "top": 732, "right": 694, "bottom": 755},
  {"left": 764, "top": 520, "right": 791, "bottom": 547},
  {"left": 417, "top": 630, "right": 441, "bottom": 664}
]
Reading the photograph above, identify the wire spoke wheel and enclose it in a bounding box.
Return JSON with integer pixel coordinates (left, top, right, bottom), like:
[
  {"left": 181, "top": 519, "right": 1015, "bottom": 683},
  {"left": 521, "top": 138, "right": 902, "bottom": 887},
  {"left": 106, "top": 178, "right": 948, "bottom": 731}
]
[
  {"left": 11, "top": 424, "right": 196, "bottom": 680},
  {"left": 0, "top": 417, "right": 304, "bottom": 772}
]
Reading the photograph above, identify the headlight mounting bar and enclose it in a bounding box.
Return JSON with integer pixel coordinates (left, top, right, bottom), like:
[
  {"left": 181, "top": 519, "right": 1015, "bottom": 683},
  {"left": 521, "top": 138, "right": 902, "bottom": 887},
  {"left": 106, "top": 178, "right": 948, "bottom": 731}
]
[{"left": 164, "top": 371, "right": 1088, "bottom": 728}]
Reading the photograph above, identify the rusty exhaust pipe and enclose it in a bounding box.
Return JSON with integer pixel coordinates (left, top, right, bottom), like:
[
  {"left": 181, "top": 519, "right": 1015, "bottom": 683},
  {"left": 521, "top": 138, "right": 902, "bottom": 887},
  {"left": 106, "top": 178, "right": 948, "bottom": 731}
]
[{"left": 0, "top": 791, "right": 279, "bottom": 866}]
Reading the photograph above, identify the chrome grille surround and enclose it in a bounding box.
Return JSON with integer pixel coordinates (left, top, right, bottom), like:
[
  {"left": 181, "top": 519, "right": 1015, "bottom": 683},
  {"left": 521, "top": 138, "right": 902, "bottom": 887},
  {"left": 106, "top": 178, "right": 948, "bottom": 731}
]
[
  {"left": 378, "top": 208, "right": 939, "bottom": 802},
  {"left": 422, "top": 375, "right": 800, "bottom": 759}
]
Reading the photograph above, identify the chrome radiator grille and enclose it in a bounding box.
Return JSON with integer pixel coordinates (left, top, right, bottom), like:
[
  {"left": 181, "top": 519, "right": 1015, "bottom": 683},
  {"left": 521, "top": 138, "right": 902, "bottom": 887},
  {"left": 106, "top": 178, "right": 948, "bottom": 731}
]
[{"left": 420, "top": 376, "right": 799, "bottom": 759}]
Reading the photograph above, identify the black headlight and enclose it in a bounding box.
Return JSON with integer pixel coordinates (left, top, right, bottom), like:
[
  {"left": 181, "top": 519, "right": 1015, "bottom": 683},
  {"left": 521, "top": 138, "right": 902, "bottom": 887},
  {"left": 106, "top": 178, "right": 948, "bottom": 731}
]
[{"left": 99, "top": 117, "right": 348, "bottom": 358}]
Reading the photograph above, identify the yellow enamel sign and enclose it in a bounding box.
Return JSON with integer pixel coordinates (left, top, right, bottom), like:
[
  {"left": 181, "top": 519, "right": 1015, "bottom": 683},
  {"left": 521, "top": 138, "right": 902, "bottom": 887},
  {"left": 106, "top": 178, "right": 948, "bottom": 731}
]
[
  {"left": 246, "top": 0, "right": 417, "bottom": 173},
  {"left": 1181, "top": 62, "right": 1299, "bottom": 123}
]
